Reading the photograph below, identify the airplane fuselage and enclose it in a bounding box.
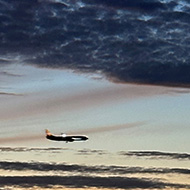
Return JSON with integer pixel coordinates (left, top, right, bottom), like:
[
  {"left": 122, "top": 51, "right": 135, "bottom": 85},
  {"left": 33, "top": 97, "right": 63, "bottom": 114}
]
[
  {"left": 46, "top": 135, "right": 88, "bottom": 142},
  {"left": 45, "top": 130, "right": 88, "bottom": 142}
]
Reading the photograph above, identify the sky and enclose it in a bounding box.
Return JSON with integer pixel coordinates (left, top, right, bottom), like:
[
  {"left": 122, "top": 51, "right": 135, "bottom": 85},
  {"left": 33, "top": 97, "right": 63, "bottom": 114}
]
[
  {"left": 0, "top": 63, "right": 190, "bottom": 189},
  {"left": 0, "top": 0, "right": 190, "bottom": 189}
]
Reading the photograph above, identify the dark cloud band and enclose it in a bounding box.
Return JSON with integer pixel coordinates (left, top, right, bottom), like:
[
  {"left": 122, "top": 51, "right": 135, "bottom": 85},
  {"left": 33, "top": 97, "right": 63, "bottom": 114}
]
[
  {"left": 0, "top": 175, "right": 189, "bottom": 189},
  {"left": 0, "top": 0, "right": 190, "bottom": 87},
  {"left": 0, "top": 161, "right": 189, "bottom": 175},
  {"left": 119, "top": 151, "right": 190, "bottom": 160}
]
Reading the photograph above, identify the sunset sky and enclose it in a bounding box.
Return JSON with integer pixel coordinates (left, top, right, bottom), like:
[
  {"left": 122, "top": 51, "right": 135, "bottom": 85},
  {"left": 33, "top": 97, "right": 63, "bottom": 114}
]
[
  {"left": 0, "top": 0, "right": 190, "bottom": 189},
  {"left": 0, "top": 63, "right": 190, "bottom": 189}
]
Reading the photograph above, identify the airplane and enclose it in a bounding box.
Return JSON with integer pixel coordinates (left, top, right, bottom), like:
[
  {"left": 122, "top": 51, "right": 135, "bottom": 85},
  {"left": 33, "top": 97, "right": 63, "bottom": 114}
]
[{"left": 45, "top": 129, "right": 88, "bottom": 143}]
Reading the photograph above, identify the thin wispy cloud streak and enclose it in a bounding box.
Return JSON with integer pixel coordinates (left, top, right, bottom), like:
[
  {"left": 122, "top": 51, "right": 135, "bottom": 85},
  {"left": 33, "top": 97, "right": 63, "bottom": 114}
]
[
  {"left": 67, "top": 121, "right": 147, "bottom": 135},
  {"left": 0, "top": 80, "right": 172, "bottom": 121},
  {"left": 77, "top": 149, "right": 107, "bottom": 156},
  {"left": 119, "top": 151, "right": 190, "bottom": 160},
  {"left": 0, "top": 122, "right": 145, "bottom": 144},
  {"left": 0, "top": 71, "right": 22, "bottom": 77},
  {"left": 0, "top": 134, "right": 43, "bottom": 144},
  {"left": 1, "top": 147, "right": 190, "bottom": 162},
  {"left": 0, "top": 147, "right": 68, "bottom": 152},
  {"left": 0, "top": 92, "right": 23, "bottom": 96}
]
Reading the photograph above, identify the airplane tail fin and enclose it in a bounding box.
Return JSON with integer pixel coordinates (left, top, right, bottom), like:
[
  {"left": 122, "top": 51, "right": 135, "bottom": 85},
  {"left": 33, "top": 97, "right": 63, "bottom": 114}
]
[{"left": 45, "top": 129, "right": 52, "bottom": 136}]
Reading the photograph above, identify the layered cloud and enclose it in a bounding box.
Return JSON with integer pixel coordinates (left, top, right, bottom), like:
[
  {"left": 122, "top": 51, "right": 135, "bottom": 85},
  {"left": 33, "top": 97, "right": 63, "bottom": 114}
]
[
  {"left": 0, "top": 175, "right": 189, "bottom": 189},
  {"left": 1, "top": 147, "right": 190, "bottom": 161},
  {"left": 0, "top": 147, "right": 190, "bottom": 189},
  {"left": 0, "top": 0, "right": 190, "bottom": 86},
  {"left": 0, "top": 161, "right": 190, "bottom": 189},
  {"left": 0, "top": 161, "right": 190, "bottom": 175}
]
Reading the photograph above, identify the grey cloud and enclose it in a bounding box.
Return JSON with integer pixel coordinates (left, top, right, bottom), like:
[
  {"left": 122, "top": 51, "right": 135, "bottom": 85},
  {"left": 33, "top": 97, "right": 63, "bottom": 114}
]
[
  {"left": 85, "top": 0, "right": 166, "bottom": 12},
  {"left": 1, "top": 147, "right": 190, "bottom": 162},
  {"left": 0, "top": 0, "right": 190, "bottom": 87},
  {"left": 0, "top": 92, "right": 23, "bottom": 96},
  {"left": 0, "top": 147, "right": 29, "bottom": 152},
  {"left": 0, "top": 59, "right": 12, "bottom": 64},
  {"left": 0, "top": 147, "right": 106, "bottom": 156},
  {"left": 0, "top": 175, "right": 189, "bottom": 189},
  {"left": 76, "top": 148, "right": 108, "bottom": 156},
  {"left": 0, "top": 147, "right": 68, "bottom": 153},
  {"left": 0, "top": 161, "right": 190, "bottom": 175},
  {"left": 106, "top": 165, "right": 190, "bottom": 175},
  {"left": 119, "top": 151, "right": 190, "bottom": 160},
  {"left": 0, "top": 71, "right": 22, "bottom": 77},
  {"left": 169, "top": 89, "right": 190, "bottom": 94},
  {"left": 0, "top": 161, "right": 190, "bottom": 189}
]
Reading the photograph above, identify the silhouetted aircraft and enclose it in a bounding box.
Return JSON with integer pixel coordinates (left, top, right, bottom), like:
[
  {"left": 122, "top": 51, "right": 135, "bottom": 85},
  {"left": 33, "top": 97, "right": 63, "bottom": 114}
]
[{"left": 45, "top": 129, "right": 88, "bottom": 143}]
